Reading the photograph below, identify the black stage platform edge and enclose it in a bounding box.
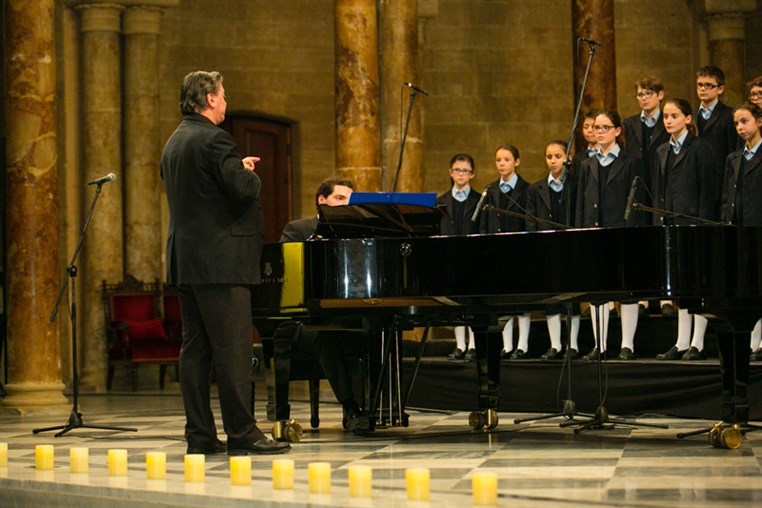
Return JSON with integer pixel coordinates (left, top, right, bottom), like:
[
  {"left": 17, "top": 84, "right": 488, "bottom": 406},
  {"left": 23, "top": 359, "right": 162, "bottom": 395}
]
[{"left": 402, "top": 358, "right": 762, "bottom": 420}]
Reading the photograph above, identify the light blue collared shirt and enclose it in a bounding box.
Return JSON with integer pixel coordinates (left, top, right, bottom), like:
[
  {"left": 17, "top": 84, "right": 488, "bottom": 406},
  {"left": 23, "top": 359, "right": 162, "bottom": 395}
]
[
  {"left": 548, "top": 173, "right": 564, "bottom": 192},
  {"left": 744, "top": 138, "right": 762, "bottom": 161},
  {"left": 699, "top": 99, "right": 718, "bottom": 120},
  {"left": 451, "top": 185, "right": 471, "bottom": 202},
  {"left": 641, "top": 109, "right": 661, "bottom": 128},
  {"left": 595, "top": 144, "right": 621, "bottom": 167},
  {"left": 670, "top": 130, "right": 690, "bottom": 154},
  {"left": 499, "top": 173, "right": 518, "bottom": 193}
]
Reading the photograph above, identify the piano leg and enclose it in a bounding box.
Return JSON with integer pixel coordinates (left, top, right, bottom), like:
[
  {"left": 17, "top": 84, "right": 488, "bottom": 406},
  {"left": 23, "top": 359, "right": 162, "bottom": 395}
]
[
  {"left": 469, "top": 322, "right": 502, "bottom": 430},
  {"left": 718, "top": 330, "right": 750, "bottom": 424}
]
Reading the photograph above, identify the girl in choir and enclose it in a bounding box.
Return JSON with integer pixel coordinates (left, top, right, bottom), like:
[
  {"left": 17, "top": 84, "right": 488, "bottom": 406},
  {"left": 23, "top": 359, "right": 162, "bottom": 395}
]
[
  {"left": 722, "top": 103, "right": 762, "bottom": 361},
  {"left": 526, "top": 140, "right": 581, "bottom": 359},
  {"left": 439, "top": 154, "right": 480, "bottom": 361},
  {"left": 575, "top": 110, "right": 645, "bottom": 361},
  {"left": 479, "top": 144, "right": 532, "bottom": 359},
  {"left": 652, "top": 98, "right": 720, "bottom": 361}
]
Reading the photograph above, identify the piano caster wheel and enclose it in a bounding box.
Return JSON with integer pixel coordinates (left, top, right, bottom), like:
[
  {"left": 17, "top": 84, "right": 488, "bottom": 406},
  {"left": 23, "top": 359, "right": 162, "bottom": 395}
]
[
  {"left": 468, "top": 409, "right": 499, "bottom": 431},
  {"left": 709, "top": 422, "right": 742, "bottom": 449},
  {"left": 272, "top": 419, "right": 303, "bottom": 443}
]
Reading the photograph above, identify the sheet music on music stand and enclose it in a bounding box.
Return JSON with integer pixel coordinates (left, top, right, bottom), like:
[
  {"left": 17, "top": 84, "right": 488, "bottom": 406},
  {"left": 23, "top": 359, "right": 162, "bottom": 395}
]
[{"left": 315, "top": 192, "right": 443, "bottom": 238}]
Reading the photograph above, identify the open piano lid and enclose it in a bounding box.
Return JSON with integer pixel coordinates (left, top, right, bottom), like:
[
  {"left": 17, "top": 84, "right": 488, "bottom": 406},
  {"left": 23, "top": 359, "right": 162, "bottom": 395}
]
[{"left": 315, "top": 192, "right": 444, "bottom": 238}]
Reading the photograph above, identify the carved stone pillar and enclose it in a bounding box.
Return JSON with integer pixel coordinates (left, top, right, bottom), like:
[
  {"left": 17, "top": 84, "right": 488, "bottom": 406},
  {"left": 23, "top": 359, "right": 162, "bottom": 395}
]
[
  {"left": 2, "top": 0, "right": 69, "bottom": 411},
  {"left": 123, "top": 6, "right": 163, "bottom": 282},
  {"left": 571, "top": 0, "right": 616, "bottom": 150},
  {"left": 704, "top": 0, "right": 756, "bottom": 105},
  {"left": 76, "top": 2, "right": 124, "bottom": 390},
  {"left": 380, "top": 0, "right": 423, "bottom": 192},
  {"left": 335, "top": 0, "right": 382, "bottom": 191}
]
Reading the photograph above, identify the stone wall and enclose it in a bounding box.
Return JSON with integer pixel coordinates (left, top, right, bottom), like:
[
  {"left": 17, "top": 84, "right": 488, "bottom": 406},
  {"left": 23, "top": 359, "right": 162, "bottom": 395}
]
[{"left": 155, "top": 0, "right": 760, "bottom": 217}]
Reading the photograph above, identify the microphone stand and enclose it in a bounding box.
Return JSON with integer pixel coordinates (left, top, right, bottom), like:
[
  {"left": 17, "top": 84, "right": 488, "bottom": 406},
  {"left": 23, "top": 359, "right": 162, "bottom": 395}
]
[
  {"left": 391, "top": 87, "right": 421, "bottom": 192},
  {"left": 515, "top": 38, "right": 599, "bottom": 427},
  {"left": 482, "top": 205, "right": 570, "bottom": 230},
  {"left": 33, "top": 182, "right": 137, "bottom": 437},
  {"left": 631, "top": 202, "right": 725, "bottom": 226}
]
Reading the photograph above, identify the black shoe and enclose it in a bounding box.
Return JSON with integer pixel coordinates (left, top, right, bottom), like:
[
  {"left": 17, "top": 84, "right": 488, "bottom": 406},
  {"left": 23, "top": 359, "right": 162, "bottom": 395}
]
[
  {"left": 510, "top": 349, "right": 526, "bottom": 360},
  {"left": 187, "top": 439, "right": 226, "bottom": 455},
  {"left": 500, "top": 349, "right": 512, "bottom": 360},
  {"left": 618, "top": 347, "right": 635, "bottom": 360},
  {"left": 540, "top": 347, "right": 560, "bottom": 360},
  {"left": 581, "top": 348, "right": 605, "bottom": 362},
  {"left": 565, "top": 348, "right": 579, "bottom": 360},
  {"left": 464, "top": 348, "right": 477, "bottom": 361},
  {"left": 228, "top": 438, "right": 291, "bottom": 456},
  {"left": 661, "top": 303, "right": 677, "bottom": 316},
  {"left": 448, "top": 348, "right": 465, "bottom": 360},
  {"left": 682, "top": 346, "right": 706, "bottom": 361},
  {"left": 344, "top": 407, "right": 365, "bottom": 434},
  {"left": 656, "top": 346, "right": 685, "bottom": 360},
  {"left": 751, "top": 348, "right": 762, "bottom": 361}
]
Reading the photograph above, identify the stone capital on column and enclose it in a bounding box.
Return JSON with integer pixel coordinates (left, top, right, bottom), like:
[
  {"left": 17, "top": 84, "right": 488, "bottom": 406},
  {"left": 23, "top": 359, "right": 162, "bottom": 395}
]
[
  {"left": 703, "top": 0, "right": 756, "bottom": 41},
  {"left": 122, "top": 6, "right": 163, "bottom": 35},
  {"left": 71, "top": 3, "right": 124, "bottom": 32}
]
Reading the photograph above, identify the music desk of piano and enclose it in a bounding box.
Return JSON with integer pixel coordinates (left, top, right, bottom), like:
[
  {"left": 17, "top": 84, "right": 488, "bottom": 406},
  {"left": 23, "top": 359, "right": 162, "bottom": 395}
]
[{"left": 252, "top": 204, "right": 762, "bottom": 436}]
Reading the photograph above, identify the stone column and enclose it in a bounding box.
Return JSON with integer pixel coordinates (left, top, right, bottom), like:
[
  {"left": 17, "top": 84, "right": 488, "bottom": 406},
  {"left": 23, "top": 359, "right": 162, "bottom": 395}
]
[
  {"left": 380, "top": 0, "right": 423, "bottom": 192},
  {"left": 123, "top": 6, "right": 163, "bottom": 282},
  {"left": 2, "top": 0, "right": 69, "bottom": 411},
  {"left": 335, "top": 0, "right": 382, "bottom": 191},
  {"left": 704, "top": 0, "right": 756, "bottom": 106},
  {"left": 75, "top": 2, "right": 124, "bottom": 390},
  {"left": 571, "top": 0, "right": 616, "bottom": 151}
]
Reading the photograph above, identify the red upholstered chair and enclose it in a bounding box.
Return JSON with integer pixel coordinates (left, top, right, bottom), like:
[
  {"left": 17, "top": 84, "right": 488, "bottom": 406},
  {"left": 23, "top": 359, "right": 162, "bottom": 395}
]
[{"left": 102, "top": 277, "right": 181, "bottom": 390}]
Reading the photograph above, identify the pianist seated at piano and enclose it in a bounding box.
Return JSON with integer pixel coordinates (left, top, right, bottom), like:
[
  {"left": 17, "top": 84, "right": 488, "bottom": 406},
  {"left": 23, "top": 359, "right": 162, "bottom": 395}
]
[
  {"left": 436, "top": 153, "right": 480, "bottom": 361},
  {"left": 280, "top": 176, "right": 354, "bottom": 243},
  {"left": 575, "top": 110, "right": 647, "bottom": 361},
  {"left": 280, "top": 176, "right": 367, "bottom": 432}
]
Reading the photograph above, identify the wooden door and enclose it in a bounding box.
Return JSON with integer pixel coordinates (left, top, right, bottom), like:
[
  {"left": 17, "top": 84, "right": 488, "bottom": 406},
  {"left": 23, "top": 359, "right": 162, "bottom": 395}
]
[{"left": 221, "top": 116, "right": 292, "bottom": 243}]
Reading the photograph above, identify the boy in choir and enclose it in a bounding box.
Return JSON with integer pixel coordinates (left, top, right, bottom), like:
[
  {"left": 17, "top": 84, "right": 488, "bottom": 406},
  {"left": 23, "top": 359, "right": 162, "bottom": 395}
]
[
  {"left": 480, "top": 145, "right": 532, "bottom": 359},
  {"left": 572, "top": 109, "right": 602, "bottom": 174},
  {"left": 721, "top": 103, "right": 762, "bottom": 361},
  {"left": 575, "top": 110, "right": 646, "bottom": 361},
  {"left": 748, "top": 76, "right": 762, "bottom": 108},
  {"left": 653, "top": 98, "right": 720, "bottom": 361},
  {"left": 623, "top": 75, "right": 673, "bottom": 315},
  {"left": 438, "top": 154, "right": 481, "bottom": 361},
  {"left": 526, "top": 140, "right": 581, "bottom": 359}
]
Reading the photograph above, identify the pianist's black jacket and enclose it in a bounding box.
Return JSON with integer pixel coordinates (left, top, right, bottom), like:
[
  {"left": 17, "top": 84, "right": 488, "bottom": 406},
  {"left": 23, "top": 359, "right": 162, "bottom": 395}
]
[
  {"left": 575, "top": 152, "right": 646, "bottom": 228},
  {"left": 722, "top": 147, "right": 762, "bottom": 225},
  {"left": 651, "top": 132, "right": 719, "bottom": 226}
]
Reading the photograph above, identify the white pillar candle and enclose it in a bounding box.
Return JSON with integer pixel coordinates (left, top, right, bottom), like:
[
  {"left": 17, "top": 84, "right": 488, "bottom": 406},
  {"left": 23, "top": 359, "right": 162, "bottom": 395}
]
[
  {"left": 69, "top": 447, "right": 89, "bottom": 474},
  {"left": 35, "top": 445, "right": 54, "bottom": 471},
  {"left": 272, "top": 459, "right": 294, "bottom": 490},
  {"left": 308, "top": 462, "right": 331, "bottom": 494},
  {"left": 146, "top": 451, "right": 166, "bottom": 480},
  {"left": 184, "top": 454, "right": 205, "bottom": 483},
  {"left": 107, "top": 449, "right": 128, "bottom": 476}
]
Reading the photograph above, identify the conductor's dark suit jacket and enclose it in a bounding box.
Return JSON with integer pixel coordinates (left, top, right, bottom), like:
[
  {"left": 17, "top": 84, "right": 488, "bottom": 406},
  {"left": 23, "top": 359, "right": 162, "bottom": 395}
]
[
  {"left": 525, "top": 173, "right": 577, "bottom": 231},
  {"left": 575, "top": 153, "right": 646, "bottom": 228},
  {"left": 722, "top": 148, "right": 762, "bottom": 225},
  {"left": 479, "top": 176, "right": 529, "bottom": 234},
  {"left": 436, "top": 188, "right": 482, "bottom": 235},
  {"left": 161, "top": 113, "right": 264, "bottom": 285},
  {"left": 652, "top": 133, "right": 719, "bottom": 226}
]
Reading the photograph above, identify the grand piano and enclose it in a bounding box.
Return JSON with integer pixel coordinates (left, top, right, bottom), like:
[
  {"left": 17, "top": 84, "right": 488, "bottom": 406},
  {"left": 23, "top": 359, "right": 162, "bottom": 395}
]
[{"left": 252, "top": 200, "right": 762, "bottom": 436}]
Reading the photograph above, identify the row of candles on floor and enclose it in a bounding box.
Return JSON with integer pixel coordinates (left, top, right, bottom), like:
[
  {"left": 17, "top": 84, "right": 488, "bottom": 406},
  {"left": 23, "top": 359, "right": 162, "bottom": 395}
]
[{"left": 0, "top": 443, "right": 498, "bottom": 505}]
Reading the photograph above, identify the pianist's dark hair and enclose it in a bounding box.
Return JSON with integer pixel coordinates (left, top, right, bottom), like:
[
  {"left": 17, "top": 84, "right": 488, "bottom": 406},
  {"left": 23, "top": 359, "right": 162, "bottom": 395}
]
[
  {"left": 663, "top": 98, "right": 697, "bottom": 136},
  {"left": 495, "top": 144, "right": 520, "bottom": 161},
  {"left": 315, "top": 176, "right": 354, "bottom": 211},
  {"left": 449, "top": 153, "right": 474, "bottom": 171},
  {"left": 179, "top": 70, "right": 223, "bottom": 114},
  {"left": 733, "top": 102, "right": 762, "bottom": 120}
]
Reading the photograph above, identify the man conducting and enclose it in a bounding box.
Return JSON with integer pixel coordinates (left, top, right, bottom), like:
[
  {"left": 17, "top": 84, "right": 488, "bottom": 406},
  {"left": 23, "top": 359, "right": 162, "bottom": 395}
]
[{"left": 161, "top": 70, "right": 290, "bottom": 456}]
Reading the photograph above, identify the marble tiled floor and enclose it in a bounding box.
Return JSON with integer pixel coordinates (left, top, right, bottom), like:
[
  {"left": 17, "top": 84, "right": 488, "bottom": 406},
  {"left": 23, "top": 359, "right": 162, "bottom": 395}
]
[{"left": 1, "top": 383, "right": 761, "bottom": 507}]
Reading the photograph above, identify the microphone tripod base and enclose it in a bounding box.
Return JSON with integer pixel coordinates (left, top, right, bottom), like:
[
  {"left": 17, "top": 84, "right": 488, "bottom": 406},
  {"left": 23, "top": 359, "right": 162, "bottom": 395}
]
[
  {"left": 513, "top": 399, "right": 594, "bottom": 425},
  {"left": 33, "top": 409, "right": 137, "bottom": 438},
  {"left": 560, "top": 405, "right": 669, "bottom": 434}
]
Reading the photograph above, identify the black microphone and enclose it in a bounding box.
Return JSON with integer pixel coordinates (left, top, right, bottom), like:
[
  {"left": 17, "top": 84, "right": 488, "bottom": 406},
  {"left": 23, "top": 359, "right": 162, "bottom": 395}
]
[
  {"left": 471, "top": 187, "right": 489, "bottom": 222},
  {"left": 404, "top": 82, "right": 429, "bottom": 96},
  {"left": 579, "top": 37, "right": 602, "bottom": 46},
  {"left": 87, "top": 173, "right": 117, "bottom": 186},
  {"left": 623, "top": 177, "right": 639, "bottom": 220}
]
